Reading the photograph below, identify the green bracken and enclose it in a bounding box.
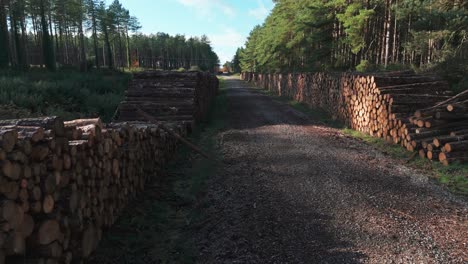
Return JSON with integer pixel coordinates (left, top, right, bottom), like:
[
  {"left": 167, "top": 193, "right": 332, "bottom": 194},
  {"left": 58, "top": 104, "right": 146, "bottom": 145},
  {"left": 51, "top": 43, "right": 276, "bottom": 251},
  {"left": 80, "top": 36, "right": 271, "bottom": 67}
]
[{"left": 0, "top": 69, "right": 131, "bottom": 122}]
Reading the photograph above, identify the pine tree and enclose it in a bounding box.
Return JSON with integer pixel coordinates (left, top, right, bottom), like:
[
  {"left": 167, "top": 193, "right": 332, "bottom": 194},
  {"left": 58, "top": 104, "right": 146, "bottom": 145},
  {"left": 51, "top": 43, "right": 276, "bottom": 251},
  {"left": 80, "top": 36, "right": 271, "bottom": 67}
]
[
  {"left": 40, "top": 0, "right": 56, "bottom": 71},
  {"left": 0, "top": 0, "right": 10, "bottom": 68}
]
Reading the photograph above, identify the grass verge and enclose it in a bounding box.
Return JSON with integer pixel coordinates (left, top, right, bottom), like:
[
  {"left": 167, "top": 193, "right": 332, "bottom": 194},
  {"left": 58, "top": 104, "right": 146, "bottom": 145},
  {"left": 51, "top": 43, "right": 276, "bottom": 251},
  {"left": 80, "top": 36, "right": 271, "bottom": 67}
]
[
  {"left": 251, "top": 85, "right": 468, "bottom": 196},
  {"left": 89, "top": 78, "right": 228, "bottom": 263},
  {"left": 342, "top": 129, "right": 468, "bottom": 196}
]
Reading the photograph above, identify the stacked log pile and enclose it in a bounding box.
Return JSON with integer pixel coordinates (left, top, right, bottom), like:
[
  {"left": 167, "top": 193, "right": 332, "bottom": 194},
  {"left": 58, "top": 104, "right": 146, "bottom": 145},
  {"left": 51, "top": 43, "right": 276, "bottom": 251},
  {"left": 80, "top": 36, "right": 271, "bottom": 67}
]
[
  {"left": 116, "top": 71, "right": 219, "bottom": 128},
  {"left": 409, "top": 90, "right": 468, "bottom": 165},
  {"left": 0, "top": 117, "right": 185, "bottom": 263},
  {"left": 241, "top": 72, "right": 468, "bottom": 165}
]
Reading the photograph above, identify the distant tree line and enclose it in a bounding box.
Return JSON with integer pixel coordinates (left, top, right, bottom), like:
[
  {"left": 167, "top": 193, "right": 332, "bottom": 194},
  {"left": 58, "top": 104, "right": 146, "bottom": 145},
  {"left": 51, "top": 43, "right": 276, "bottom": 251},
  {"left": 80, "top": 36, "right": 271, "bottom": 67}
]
[
  {"left": 130, "top": 33, "right": 219, "bottom": 71},
  {"left": 0, "top": 0, "right": 219, "bottom": 72},
  {"left": 233, "top": 0, "right": 467, "bottom": 82}
]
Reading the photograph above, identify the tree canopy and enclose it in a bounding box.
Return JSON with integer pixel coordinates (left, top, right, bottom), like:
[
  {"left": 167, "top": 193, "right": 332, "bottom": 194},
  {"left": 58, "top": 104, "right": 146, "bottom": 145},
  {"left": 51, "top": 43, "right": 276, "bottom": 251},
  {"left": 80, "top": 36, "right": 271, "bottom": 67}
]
[
  {"left": 235, "top": 0, "right": 467, "bottom": 80},
  {"left": 0, "top": 0, "right": 219, "bottom": 72}
]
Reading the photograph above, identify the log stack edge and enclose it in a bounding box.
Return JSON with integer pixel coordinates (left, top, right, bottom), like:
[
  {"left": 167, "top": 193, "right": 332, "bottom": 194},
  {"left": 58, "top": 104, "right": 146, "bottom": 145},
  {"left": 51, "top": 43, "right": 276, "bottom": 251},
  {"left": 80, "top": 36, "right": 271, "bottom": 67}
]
[{"left": 241, "top": 72, "right": 468, "bottom": 165}]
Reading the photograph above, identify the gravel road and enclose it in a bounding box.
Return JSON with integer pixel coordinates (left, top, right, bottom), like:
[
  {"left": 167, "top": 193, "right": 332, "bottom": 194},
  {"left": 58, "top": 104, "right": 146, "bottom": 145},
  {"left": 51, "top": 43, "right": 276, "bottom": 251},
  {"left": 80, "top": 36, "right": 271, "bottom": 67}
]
[{"left": 194, "top": 77, "right": 467, "bottom": 263}]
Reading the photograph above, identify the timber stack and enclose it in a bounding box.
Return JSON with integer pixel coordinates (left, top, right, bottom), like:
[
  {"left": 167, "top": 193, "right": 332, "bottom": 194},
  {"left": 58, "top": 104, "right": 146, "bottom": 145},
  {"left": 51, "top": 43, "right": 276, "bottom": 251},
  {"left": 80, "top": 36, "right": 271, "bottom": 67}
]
[
  {"left": 410, "top": 90, "right": 468, "bottom": 165},
  {"left": 0, "top": 117, "right": 185, "bottom": 263},
  {"left": 116, "top": 71, "right": 219, "bottom": 129},
  {"left": 241, "top": 72, "right": 468, "bottom": 165}
]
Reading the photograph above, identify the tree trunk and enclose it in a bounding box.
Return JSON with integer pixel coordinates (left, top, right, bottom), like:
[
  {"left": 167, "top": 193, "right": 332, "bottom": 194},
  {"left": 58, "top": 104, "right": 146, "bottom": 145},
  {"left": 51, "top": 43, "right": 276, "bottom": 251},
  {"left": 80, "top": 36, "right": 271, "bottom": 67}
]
[
  {"left": 48, "top": 4, "right": 54, "bottom": 61},
  {"left": 91, "top": 6, "right": 99, "bottom": 69},
  {"left": 0, "top": 1, "right": 9, "bottom": 68},
  {"left": 40, "top": 0, "right": 56, "bottom": 71},
  {"left": 11, "top": 6, "right": 26, "bottom": 69},
  {"left": 78, "top": 0, "right": 87, "bottom": 72},
  {"left": 103, "top": 25, "right": 113, "bottom": 69},
  {"left": 384, "top": 0, "right": 392, "bottom": 68},
  {"left": 117, "top": 25, "right": 123, "bottom": 68},
  {"left": 126, "top": 28, "right": 131, "bottom": 68},
  {"left": 19, "top": 10, "right": 28, "bottom": 66},
  {"left": 54, "top": 22, "right": 60, "bottom": 63}
]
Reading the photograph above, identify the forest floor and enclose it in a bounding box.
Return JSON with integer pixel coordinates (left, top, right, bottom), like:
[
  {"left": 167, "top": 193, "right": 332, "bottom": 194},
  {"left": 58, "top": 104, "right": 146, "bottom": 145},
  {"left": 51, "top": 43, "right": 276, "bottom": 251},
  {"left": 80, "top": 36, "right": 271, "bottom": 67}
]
[{"left": 91, "top": 76, "right": 467, "bottom": 263}]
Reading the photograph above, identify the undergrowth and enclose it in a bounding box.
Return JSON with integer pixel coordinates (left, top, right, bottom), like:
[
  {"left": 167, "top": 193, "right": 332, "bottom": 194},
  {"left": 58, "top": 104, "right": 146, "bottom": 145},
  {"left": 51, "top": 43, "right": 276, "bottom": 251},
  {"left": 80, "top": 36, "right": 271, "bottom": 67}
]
[{"left": 0, "top": 69, "right": 131, "bottom": 122}]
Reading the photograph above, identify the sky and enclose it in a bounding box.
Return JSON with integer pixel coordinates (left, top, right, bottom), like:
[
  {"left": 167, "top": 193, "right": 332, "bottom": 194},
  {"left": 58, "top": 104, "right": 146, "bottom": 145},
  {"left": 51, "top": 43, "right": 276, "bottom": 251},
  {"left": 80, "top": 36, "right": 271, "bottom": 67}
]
[{"left": 106, "top": 0, "right": 275, "bottom": 64}]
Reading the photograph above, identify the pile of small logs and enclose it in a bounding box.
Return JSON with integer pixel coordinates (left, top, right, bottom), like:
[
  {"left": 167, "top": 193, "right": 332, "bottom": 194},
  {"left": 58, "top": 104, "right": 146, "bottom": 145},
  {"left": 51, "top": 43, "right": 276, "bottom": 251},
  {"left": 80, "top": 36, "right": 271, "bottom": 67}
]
[
  {"left": 409, "top": 90, "right": 468, "bottom": 165},
  {"left": 241, "top": 72, "right": 468, "bottom": 165},
  {"left": 116, "top": 71, "right": 219, "bottom": 129},
  {"left": 0, "top": 116, "right": 185, "bottom": 263}
]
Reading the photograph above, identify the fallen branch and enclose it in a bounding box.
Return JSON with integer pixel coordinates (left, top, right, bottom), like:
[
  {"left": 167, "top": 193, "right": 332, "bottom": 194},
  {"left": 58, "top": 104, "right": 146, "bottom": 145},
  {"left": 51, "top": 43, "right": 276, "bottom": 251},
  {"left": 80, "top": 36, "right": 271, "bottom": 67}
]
[
  {"left": 134, "top": 106, "right": 211, "bottom": 159},
  {"left": 421, "top": 89, "right": 468, "bottom": 111}
]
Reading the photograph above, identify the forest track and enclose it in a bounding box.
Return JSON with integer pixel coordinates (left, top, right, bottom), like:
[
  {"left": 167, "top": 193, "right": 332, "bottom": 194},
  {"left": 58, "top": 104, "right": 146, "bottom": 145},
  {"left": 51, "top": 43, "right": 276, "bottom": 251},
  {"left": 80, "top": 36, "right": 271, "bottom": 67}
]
[{"left": 194, "top": 76, "right": 467, "bottom": 263}]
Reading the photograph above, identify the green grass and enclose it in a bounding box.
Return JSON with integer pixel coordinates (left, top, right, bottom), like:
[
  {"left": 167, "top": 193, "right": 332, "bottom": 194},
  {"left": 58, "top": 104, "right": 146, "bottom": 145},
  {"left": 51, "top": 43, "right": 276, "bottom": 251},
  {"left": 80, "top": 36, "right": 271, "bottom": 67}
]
[
  {"left": 90, "top": 77, "right": 228, "bottom": 263},
  {"left": 341, "top": 128, "right": 410, "bottom": 159},
  {"left": 253, "top": 85, "right": 468, "bottom": 196},
  {"left": 0, "top": 68, "right": 131, "bottom": 122}
]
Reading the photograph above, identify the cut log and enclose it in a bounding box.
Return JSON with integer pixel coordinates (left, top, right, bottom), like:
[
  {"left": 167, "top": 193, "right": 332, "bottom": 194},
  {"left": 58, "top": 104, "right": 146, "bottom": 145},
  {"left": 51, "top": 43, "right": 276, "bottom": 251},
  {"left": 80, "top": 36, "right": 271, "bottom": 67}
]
[
  {"left": 427, "top": 150, "right": 440, "bottom": 160},
  {"left": 81, "top": 225, "right": 97, "bottom": 258},
  {"left": 0, "top": 126, "right": 45, "bottom": 143},
  {"left": 434, "top": 112, "right": 468, "bottom": 120},
  {"left": 439, "top": 151, "right": 468, "bottom": 162},
  {"left": 42, "top": 195, "right": 55, "bottom": 214},
  {"left": 5, "top": 232, "right": 25, "bottom": 255},
  {"left": 444, "top": 140, "right": 468, "bottom": 153},
  {"left": 37, "top": 220, "right": 62, "bottom": 245},
  {"left": 31, "top": 144, "right": 50, "bottom": 161},
  {"left": 35, "top": 241, "right": 63, "bottom": 258},
  {"left": 18, "top": 214, "right": 34, "bottom": 238},
  {"left": 0, "top": 117, "right": 64, "bottom": 137},
  {"left": 0, "top": 130, "right": 18, "bottom": 153},
  {"left": 433, "top": 135, "right": 466, "bottom": 148},
  {"left": 0, "top": 201, "right": 24, "bottom": 230},
  {"left": 64, "top": 118, "right": 103, "bottom": 129},
  {"left": 3, "top": 161, "right": 21, "bottom": 180}
]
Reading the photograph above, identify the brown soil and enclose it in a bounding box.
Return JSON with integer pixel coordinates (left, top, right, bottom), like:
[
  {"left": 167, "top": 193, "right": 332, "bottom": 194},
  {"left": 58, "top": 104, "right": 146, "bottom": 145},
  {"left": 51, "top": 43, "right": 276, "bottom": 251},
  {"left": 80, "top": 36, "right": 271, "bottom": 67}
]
[{"left": 194, "top": 77, "right": 467, "bottom": 263}]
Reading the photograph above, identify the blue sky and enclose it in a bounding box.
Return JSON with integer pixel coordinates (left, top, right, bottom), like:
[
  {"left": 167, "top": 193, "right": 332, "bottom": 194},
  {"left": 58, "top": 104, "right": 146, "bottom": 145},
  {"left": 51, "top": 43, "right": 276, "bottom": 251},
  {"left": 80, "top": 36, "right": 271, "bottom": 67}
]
[{"left": 106, "top": 0, "right": 275, "bottom": 64}]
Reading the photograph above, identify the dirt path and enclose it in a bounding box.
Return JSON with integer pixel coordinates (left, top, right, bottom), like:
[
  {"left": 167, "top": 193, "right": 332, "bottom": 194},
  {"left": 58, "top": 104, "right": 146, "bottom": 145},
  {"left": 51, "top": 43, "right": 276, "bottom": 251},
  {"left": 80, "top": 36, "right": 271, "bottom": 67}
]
[{"left": 194, "top": 77, "right": 467, "bottom": 263}]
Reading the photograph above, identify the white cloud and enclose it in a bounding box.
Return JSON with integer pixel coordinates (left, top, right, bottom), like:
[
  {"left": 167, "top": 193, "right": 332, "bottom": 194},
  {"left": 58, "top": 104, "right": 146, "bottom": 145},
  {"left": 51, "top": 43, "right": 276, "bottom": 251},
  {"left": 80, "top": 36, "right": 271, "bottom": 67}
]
[
  {"left": 177, "top": 0, "right": 235, "bottom": 18},
  {"left": 208, "top": 28, "right": 244, "bottom": 62},
  {"left": 217, "top": 51, "right": 235, "bottom": 64},
  {"left": 209, "top": 28, "right": 243, "bottom": 48},
  {"left": 248, "top": 0, "right": 269, "bottom": 20}
]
